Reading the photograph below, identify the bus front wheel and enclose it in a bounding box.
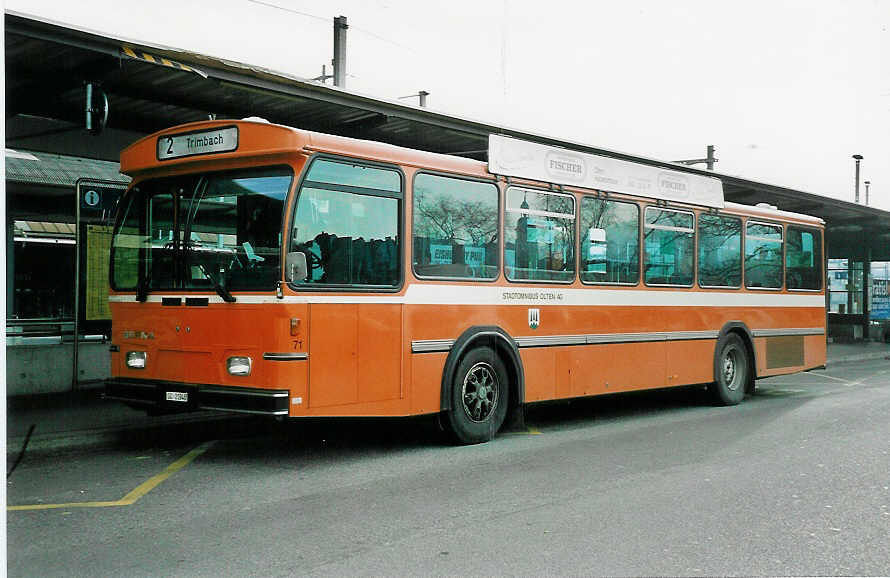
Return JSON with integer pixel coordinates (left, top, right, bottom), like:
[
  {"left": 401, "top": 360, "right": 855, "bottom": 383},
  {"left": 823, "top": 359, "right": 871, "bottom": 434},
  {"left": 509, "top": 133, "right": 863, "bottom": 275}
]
[
  {"left": 709, "top": 333, "right": 749, "bottom": 405},
  {"left": 445, "top": 346, "right": 509, "bottom": 445}
]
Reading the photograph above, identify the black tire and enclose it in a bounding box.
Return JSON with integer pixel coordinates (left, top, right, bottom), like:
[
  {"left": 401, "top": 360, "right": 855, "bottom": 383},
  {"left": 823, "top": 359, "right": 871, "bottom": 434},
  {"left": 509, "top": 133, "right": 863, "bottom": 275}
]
[
  {"left": 444, "top": 346, "right": 509, "bottom": 445},
  {"left": 709, "top": 333, "right": 750, "bottom": 405}
]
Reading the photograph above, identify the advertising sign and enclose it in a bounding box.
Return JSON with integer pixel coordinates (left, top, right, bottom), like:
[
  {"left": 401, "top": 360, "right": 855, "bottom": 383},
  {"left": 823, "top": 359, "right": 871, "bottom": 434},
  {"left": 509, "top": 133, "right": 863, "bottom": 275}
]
[
  {"left": 430, "top": 244, "right": 453, "bottom": 265},
  {"left": 464, "top": 246, "right": 485, "bottom": 269},
  {"left": 489, "top": 134, "right": 724, "bottom": 208},
  {"left": 872, "top": 278, "right": 890, "bottom": 320},
  {"left": 85, "top": 225, "right": 113, "bottom": 320}
]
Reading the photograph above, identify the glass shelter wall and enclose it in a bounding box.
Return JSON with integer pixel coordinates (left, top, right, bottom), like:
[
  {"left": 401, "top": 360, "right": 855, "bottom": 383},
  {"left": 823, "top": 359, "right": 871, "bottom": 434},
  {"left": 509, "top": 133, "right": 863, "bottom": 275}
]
[{"left": 828, "top": 259, "right": 864, "bottom": 315}]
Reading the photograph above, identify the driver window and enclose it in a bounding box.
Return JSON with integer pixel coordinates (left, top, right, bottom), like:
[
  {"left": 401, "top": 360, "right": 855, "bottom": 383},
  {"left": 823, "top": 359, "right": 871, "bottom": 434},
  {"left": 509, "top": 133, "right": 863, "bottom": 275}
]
[{"left": 290, "top": 158, "right": 401, "bottom": 287}]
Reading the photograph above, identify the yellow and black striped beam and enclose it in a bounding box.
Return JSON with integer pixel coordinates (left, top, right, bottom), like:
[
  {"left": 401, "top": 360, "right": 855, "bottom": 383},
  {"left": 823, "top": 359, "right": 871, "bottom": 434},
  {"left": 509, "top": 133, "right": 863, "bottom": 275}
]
[{"left": 120, "top": 46, "right": 207, "bottom": 77}]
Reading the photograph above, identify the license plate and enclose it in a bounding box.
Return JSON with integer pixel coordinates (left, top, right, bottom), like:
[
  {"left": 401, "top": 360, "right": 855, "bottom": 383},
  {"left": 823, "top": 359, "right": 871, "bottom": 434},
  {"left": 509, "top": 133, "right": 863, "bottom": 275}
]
[{"left": 165, "top": 391, "right": 189, "bottom": 403}]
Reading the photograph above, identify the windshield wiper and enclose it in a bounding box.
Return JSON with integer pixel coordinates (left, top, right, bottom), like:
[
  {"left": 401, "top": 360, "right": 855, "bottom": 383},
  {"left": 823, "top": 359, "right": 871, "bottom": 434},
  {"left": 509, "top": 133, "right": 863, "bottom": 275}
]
[
  {"left": 209, "top": 267, "right": 236, "bottom": 303},
  {"left": 214, "top": 279, "right": 236, "bottom": 303}
]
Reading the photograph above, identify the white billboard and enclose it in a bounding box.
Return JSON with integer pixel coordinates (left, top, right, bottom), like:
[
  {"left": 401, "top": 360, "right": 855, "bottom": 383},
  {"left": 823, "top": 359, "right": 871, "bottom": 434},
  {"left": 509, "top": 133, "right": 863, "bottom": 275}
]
[{"left": 488, "top": 134, "right": 724, "bottom": 209}]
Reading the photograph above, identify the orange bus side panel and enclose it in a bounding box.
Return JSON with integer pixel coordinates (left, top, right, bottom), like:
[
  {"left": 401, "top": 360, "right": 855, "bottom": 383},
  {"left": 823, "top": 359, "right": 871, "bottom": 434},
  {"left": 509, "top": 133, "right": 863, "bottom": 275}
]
[
  {"left": 595, "top": 342, "right": 667, "bottom": 393},
  {"left": 308, "top": 303, "right": 402, "bottom": 408},
  {"left": 805, "top": 334, "right": 827, "bottom": 368},
  {"left": 754, "top": 334, "right": 827, "bottom": 379},
  {"left": 567, "top": 347, "right": 600, "bottom": 396},
  {"left": 556, "top": 349, "right": 573, "bottom": 398},
  {"left": 666, "top": 340, "right": 718, "bottom": 386},
  {"left": 286, "top": 362, "right": 309, "bottom": 417},
  {"left": 309, "top": 304, "right": 358, "bottom": 407},
  {"left": 357, "top": 305, "right": 402, "bottom": 403},
  {"left": 411, "top": 352, "right": 447, "bottom": 414},
  {"left": 524, "top": 342, "right": 668, "bottom": 401},
  {"left": 521, "top": 348, "right": 557, "bottom": 401}
]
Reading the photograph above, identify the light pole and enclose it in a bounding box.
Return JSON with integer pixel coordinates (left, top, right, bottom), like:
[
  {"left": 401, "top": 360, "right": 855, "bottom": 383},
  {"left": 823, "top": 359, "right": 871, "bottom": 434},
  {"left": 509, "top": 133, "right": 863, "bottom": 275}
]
[
  {"left": 333, "top": 16, "right": 348, "bottom": 88},
  {"left": 853, "top": 154, "right": 863, "bottom": 203},
  {"left": 864, "top": 180, "right": 871, "bottom": 206},
  {"left": 398, "top": 91, "right": 430, "bottom": 107}
]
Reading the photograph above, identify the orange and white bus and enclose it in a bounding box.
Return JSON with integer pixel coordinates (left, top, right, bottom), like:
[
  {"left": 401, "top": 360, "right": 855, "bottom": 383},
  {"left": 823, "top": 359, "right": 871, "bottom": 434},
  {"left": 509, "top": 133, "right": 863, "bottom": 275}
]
[{"left": 106, "top": 119, "right": 826, "bottom": 444}]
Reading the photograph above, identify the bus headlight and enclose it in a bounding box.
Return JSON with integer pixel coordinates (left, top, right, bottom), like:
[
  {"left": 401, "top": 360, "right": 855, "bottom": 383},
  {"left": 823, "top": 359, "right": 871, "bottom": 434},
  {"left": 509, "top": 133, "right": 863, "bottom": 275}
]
[
  {"left": 227, "top": 356, "right": 252, "bottom": 376},
  {"left": 126, "top": 351, "right": 147, "bottom": 369}
]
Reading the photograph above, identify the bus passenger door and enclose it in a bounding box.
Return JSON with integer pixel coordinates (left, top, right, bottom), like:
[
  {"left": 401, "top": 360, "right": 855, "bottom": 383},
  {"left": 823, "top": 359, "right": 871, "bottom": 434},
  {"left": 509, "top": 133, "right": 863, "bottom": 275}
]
[{"left": 308, "top": 304, "right": 402, "bottom": 408}]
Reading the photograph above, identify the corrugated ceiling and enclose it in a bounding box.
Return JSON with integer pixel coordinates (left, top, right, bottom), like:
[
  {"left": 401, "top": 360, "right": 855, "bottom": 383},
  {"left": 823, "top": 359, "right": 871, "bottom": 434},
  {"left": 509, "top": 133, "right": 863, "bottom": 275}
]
[{"left": 5, "top": 149, "right": 129, "bottom": 187}]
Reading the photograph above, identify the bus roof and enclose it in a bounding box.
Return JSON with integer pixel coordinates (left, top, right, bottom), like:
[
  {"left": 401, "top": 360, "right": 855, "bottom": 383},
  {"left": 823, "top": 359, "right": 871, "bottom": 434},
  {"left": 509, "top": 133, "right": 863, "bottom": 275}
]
[
  {"left": 724, "top": 201, "right": 824, "bottom": 226},
  {"left": 120, "top": 118, "right": 487, "bottom": 179},
  {"left": 121, "top": 119, "right": 822, "bottom": 226}
]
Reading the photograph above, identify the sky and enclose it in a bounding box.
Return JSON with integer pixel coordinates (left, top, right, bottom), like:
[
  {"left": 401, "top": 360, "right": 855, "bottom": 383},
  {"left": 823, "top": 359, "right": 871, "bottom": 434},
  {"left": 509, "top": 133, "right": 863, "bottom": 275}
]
[{"left": 6, "top": 0, "right": 890, "bottom": 209}]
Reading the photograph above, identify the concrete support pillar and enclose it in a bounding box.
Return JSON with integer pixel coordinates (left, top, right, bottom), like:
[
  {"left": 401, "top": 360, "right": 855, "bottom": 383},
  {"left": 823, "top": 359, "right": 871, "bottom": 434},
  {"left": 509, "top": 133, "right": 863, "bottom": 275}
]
[
  {"left": 6, "top": 219, "right": 14, "bottom": 317},
  {"left": 863, "top": 249, "right": 871, "bottom": 339}
]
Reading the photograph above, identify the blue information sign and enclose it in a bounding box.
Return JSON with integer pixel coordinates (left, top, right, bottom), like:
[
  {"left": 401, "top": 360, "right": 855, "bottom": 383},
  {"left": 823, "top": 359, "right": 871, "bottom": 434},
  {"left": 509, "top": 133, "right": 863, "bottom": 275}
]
[{"left": 80, "top": 185, "right": 122, "bottom": 211}]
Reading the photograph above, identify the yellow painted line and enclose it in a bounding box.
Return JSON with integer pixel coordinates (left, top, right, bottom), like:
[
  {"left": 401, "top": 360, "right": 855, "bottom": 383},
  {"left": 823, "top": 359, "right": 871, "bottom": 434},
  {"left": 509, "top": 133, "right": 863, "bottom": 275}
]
[
  {"left": 8, "top": 441, "right": 214, "bottom": 512},
  {"left": 122, "top": 46, "right": 138, "bottom": 58},
  {"left": 117, "top": 441, "right": 212, "bottom": 504},
  {"left": 142, "top": 52, "right": 156, "bottom": 63},
  {"left": 506, "top": 427, "right": 543, "bottom": 436}
]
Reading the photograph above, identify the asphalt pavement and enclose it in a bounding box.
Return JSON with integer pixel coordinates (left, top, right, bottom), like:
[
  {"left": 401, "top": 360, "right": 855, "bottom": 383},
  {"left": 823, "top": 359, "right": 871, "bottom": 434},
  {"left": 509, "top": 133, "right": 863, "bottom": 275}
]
[
  {"left": 5, "top": 340, "right": 888, "bottom": 459},
  {"left": 6, "top": 353, "right": 890, "bottom": 576}
]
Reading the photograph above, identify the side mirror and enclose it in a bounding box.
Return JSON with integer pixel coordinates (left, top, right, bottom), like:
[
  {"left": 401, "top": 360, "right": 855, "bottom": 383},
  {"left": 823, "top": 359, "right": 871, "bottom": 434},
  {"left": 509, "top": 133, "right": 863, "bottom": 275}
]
[
  {"left": 285, "top": 251, "right": 308, "bottom": 283},
  {"left": 85, "top": 82, "right": 108, "bottom": 136}
]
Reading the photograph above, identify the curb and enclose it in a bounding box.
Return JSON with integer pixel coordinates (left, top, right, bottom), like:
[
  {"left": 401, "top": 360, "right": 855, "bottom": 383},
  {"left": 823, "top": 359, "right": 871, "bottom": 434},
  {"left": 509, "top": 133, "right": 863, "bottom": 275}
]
[{"left": 826, "top": 352, "right": 890, "bottom": 366}]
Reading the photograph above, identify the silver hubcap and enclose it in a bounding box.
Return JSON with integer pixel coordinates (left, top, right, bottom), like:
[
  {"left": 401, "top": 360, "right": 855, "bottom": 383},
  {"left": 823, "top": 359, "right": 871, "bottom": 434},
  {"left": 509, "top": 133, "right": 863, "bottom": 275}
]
[
  {"left": 461, "top": 362, "right": 499, "bottom": 422},
  {"left": 723, "top": 348, "right": 741, "bottom": 391}
]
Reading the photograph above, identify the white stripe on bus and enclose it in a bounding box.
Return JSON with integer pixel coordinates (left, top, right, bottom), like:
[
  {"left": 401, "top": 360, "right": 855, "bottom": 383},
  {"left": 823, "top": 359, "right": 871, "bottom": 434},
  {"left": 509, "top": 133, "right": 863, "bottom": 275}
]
[{"left": 108, "top": 284, "right": 826, "bottom": 308}]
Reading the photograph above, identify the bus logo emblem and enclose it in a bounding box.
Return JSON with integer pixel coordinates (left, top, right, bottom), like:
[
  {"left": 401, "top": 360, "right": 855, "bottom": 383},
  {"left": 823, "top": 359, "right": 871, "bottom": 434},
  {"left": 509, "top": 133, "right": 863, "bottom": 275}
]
[{"left": 528, "top": 308, "right": 540, "bottom": 330}]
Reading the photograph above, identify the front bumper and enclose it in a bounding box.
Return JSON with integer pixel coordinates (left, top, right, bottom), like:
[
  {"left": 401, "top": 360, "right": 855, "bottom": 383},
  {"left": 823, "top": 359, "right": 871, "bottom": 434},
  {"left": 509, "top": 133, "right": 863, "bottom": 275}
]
[{"left": 105, "top": 378, "right": 289, "bottom": 416}]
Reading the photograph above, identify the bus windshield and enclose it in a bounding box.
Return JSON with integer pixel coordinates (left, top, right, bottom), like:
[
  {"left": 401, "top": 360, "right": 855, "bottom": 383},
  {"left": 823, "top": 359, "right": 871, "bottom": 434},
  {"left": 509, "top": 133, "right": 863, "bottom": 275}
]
[{"left": 111, "top": 166, "right": 293, "bottom": 296}]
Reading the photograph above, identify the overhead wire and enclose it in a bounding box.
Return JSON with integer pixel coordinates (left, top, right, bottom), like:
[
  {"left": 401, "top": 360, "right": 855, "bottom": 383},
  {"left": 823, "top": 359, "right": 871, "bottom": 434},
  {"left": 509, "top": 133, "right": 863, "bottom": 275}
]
[{"left": 245, "top": 0, "right": 408, "bottom": 48}]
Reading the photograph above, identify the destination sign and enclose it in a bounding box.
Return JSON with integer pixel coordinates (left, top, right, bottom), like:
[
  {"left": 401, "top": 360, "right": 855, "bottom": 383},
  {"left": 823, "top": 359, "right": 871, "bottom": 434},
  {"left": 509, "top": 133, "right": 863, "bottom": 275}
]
[{"left": 157, "top": 126, "right": 238, "bottom": 160}]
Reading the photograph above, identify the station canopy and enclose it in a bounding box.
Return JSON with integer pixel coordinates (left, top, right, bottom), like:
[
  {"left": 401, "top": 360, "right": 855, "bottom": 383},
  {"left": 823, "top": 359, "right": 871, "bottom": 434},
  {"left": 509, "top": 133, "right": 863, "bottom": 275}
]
[{"left": 6, "top": 12, "right": 889, "bottom": 260}]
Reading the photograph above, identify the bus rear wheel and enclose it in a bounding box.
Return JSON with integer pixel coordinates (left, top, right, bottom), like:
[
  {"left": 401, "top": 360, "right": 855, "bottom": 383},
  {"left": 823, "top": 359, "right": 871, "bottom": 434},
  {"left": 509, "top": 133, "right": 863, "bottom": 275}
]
[
  {"left": 445, "top": 346, "right": 509, "bottom": 445},
  {"left": 709, "top": 333, "right": 749, "bottom": 405}
]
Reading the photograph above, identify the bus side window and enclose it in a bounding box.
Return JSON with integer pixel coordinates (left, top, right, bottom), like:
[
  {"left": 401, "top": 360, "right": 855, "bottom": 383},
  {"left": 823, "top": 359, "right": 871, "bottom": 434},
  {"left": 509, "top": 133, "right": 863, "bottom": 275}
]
[
  {"left": 698, "top": 213, "right": 742, "bottom": 288},
  {"left": 412, "top": 173, "right": 498, "bottom": 280},
  {"left": 504, "top": 187, "right": 575, "bottom": 283},
  {"left": 786, "top": 227, "right": 822, "bottom": 290},
  {"left": 745, "top": 221, "right": 783, "bottom": 289},
  {"left": 579, "top": 197, "right": 639, "bottom": 285},
  {"left": 644, "top": 207, "right": 694, "bottom": 286}
]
